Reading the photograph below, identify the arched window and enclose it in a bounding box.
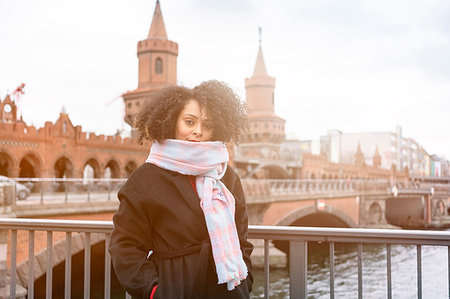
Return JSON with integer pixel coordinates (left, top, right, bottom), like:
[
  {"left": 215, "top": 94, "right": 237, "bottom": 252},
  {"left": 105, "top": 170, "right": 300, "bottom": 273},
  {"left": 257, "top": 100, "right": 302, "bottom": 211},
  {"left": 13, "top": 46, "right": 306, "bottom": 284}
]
[{"left": 155, "top": 58, "right": 163, "bottom": 74}]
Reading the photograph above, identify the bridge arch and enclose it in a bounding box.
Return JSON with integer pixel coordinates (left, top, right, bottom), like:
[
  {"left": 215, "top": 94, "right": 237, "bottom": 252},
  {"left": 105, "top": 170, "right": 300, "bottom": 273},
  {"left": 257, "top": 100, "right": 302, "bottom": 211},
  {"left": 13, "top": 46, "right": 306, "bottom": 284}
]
[
  {"left": 18, "top": 151, "right": 43, "bottom": 178},
  {"left": 124, "top": 160, "right": 138, "bottom": 177},
  {"left": 272, "top": 204, "right": 357, "bottom": 255},
  {"left": 0, "top": 149, "right": 16, "bottom": 176},
  {"left": 83, "top": 156, "right": 103, "bottom": 178},
  {"left": 53, "top": 155, "right": 74, "bottom": 178},
  {"left": 104, "top": 158, "right": 121, "bottom": 178},
  {"left": 248, "top": 164, "right": 289, "bottom": 179},
  {"left": 16, "top": 233, "right": 112, "bottom": 296},
  {"left": 274, "top": 204, "right": 357, "bottom": 228}
]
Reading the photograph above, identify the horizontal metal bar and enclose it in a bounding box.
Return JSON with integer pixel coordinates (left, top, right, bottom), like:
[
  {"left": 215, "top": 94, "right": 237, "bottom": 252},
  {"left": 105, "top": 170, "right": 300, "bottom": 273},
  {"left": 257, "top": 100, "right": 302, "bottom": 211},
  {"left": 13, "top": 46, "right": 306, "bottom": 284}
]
[
  {"left": 248, "top": 225, "right": 450, "bottom": 243},
  {"left": 1, "top": 219, "right": 449, "bottom": 246},
  {"left": 0, "top": 218, "right": 113, "bottom": 233}
]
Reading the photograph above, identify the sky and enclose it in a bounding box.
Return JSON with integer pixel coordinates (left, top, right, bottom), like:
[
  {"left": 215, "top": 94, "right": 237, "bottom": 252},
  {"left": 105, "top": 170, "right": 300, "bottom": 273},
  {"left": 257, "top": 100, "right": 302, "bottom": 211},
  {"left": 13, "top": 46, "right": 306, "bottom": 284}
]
[{"left": 1, "top": 0, "right": 449, "bottom": 159}]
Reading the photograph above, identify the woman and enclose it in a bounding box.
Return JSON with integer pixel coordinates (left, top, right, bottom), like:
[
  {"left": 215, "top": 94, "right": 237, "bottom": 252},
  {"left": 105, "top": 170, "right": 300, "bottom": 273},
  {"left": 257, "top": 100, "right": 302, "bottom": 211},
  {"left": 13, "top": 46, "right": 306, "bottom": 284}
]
[{"left": 109, "top": 81, "right": 253, "bottom": 299}]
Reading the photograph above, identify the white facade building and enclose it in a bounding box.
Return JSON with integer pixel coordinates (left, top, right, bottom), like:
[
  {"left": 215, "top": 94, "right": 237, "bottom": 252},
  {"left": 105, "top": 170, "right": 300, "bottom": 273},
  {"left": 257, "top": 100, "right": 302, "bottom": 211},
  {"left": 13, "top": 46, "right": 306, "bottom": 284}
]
[{"left": 320, "top": 126, "right": 429, "bottom": 175}]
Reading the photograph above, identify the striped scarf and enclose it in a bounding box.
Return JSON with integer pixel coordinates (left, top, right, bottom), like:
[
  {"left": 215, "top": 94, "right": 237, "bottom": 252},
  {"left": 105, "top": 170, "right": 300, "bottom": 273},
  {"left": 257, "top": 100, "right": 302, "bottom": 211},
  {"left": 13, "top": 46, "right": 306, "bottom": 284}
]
[{"left": 146, "top": 139, "right": 248, "bottom": 290}]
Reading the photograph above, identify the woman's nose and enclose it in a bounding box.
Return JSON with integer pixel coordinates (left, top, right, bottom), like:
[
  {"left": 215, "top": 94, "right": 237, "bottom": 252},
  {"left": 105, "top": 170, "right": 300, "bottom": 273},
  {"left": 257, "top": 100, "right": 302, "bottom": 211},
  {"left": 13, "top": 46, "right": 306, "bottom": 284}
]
[{"left": 193, "top": 124, "right": 202, "bottom": 135}]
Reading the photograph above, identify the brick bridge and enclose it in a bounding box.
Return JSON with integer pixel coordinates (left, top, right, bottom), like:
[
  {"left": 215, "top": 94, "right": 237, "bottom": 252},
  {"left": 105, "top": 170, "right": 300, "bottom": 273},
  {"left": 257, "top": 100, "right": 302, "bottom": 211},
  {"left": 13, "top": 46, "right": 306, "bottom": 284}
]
[{"left": 0, "top": 178, "right": 448, "bottom": 296}]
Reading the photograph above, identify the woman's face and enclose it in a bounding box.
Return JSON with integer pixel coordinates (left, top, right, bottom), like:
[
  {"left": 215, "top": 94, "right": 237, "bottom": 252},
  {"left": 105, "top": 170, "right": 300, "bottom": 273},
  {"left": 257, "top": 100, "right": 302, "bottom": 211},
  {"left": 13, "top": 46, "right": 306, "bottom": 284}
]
[{"left": 174, "top": 100, "right": 214, "bottom": 142}]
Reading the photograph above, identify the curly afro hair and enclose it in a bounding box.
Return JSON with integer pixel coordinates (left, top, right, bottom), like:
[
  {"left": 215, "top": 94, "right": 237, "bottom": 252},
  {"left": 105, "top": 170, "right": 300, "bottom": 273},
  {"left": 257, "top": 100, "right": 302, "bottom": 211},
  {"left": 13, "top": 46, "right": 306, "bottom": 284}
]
[{"left": 134, "top": 80, "right": 247, "bottom": 144}]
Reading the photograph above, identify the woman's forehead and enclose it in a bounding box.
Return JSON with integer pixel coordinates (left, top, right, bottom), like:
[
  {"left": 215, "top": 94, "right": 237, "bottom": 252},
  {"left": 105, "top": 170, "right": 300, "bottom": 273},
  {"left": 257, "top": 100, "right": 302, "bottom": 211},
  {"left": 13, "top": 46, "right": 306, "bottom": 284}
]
[{"left": 182, "top": 99, "right": 211, "bottom": 118}]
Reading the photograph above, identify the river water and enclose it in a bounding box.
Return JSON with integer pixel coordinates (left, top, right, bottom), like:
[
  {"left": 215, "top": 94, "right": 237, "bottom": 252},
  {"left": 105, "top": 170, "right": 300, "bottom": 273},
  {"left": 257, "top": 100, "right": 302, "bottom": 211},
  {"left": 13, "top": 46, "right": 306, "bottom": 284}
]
[{"left": 251, "top": 243, "right": 448, "bottom": 298}]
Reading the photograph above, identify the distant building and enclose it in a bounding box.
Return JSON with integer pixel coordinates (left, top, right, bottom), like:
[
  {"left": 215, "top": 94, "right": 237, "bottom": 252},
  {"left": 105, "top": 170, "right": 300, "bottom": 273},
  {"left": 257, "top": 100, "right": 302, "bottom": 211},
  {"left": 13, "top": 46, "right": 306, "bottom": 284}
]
[
  {"left": 0, "top": 96, "right": 146, "bottom": 179},
  {"left": 317, "top": 126, "right": 430, "bottom": 176},
  {"left": 431, "top": 155, "right": 450, "bottom": 177}
]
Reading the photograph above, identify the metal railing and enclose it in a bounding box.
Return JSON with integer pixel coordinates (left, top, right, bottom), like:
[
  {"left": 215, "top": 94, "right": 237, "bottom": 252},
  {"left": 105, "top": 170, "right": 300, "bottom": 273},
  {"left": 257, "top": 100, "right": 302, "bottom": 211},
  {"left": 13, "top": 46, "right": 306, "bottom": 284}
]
[
  {"left": 1, "top": 218, "right": 450, "bottom": 298},
  {"left": 1, "top": 178, "right": 402, "bottom": 204},
  {"left": 3, "top": 177, "right": 448, "bottom": 205},
  {"left": 241, "top": 179, "right": 393, "bottom": 202},
  {"left": 3, "top": 178, "right": 127, "bottom": 203}
]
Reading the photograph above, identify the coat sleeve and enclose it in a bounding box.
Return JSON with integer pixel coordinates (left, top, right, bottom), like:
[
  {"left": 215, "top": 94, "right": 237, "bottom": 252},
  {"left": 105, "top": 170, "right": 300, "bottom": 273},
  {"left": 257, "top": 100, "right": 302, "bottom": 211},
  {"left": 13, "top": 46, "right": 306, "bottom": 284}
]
[
  {"left": 229, "top": 170, "right": 254, "bottom": 291},
  {"left": 109, "top": 186, "right": 158, "bottom": 299}
]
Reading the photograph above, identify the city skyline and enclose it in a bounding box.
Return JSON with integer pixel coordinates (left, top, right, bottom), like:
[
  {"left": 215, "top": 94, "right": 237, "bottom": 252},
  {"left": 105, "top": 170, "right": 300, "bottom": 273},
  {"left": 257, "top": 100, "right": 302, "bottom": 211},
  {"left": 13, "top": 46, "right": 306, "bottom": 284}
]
[{"left": 1, "top": 0, "right": 449, "bottom": 159}]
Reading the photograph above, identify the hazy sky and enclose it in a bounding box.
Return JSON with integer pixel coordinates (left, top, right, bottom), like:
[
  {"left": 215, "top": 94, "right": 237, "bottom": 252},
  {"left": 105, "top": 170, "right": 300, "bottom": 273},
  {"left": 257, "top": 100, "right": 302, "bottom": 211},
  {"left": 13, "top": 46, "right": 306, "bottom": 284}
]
[{"left": 1, "top": 0, "right": 449, "bottom": 158}]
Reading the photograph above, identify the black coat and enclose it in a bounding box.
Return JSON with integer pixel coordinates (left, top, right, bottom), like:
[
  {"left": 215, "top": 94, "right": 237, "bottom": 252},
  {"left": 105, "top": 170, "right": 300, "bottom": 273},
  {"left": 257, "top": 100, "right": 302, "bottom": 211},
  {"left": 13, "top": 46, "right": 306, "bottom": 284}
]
[{"left": 109, "top": 163, "right": 253, "bottom": 299}]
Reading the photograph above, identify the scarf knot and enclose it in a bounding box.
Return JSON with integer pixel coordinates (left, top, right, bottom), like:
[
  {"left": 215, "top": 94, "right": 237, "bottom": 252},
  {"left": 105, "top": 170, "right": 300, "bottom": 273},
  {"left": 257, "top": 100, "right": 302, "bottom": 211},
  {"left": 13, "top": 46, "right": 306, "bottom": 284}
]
[{"left": 146, "top": 139, "right": 248, "bottom": 290}]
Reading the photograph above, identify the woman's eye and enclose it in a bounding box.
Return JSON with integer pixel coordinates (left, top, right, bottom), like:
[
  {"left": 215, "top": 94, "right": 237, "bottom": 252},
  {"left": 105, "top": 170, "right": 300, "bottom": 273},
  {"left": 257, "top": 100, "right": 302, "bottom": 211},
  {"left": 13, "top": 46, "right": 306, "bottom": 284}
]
[
  {"left": 185, "top": 120, "right": 194, "bottom": 126},
  {"left": 203, "top": 124, "right": 213, "bottom": 130}
]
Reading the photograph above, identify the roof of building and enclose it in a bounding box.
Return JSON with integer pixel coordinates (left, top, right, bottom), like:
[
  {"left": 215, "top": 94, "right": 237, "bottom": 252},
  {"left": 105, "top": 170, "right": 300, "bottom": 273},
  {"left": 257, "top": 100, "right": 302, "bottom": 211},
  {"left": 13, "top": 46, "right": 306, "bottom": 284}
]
[
  {"left": 253, "top": 45, "right": 268, "bottom": 76},
  {"left": 148, "top": 0, "right": 168, "bottom": 40}
]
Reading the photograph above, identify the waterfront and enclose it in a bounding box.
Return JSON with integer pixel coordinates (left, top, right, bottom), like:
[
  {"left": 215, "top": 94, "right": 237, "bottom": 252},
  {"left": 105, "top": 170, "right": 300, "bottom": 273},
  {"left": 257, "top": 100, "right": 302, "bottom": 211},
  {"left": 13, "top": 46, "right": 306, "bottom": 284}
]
[{"left": 251, "top": 242, "right": 448, "bottom": 298}]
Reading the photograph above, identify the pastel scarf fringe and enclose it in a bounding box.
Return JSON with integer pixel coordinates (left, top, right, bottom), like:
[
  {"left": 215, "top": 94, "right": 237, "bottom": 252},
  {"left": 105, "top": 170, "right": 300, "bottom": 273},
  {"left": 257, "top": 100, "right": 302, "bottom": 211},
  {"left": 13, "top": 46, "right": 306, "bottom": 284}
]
[{"left": 146, "top": 139, "right": 248, "bottom": 290}]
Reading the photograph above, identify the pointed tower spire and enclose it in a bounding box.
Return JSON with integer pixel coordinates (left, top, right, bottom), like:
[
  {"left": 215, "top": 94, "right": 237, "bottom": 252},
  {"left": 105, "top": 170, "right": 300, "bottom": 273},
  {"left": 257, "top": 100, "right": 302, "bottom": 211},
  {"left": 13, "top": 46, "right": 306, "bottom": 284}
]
[
  {"left": 148, "top": 0, "right": 168, "bottom": 40},
  {"left": 123, "top": 0, "right": 178, "bottom": 127},
  {"left": 354, "top": 143, "right": 365, "bottom": 165},
  {"left": 244, "top": 27, "right": 285, "bottom": 144},
  {"left": 373, "top": 146, "right": 382, "bottom": 168},
  {"left": 253, "top": 27, "right": 267, "bottom": 76}
]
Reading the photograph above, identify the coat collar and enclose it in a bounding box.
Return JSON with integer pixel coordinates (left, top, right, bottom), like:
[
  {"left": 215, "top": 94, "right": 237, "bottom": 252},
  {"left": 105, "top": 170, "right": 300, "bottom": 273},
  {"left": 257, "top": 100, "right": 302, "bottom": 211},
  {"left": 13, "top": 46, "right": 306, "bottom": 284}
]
[{"left": 171, "top": 173, "right": 207, "bottom": 227}]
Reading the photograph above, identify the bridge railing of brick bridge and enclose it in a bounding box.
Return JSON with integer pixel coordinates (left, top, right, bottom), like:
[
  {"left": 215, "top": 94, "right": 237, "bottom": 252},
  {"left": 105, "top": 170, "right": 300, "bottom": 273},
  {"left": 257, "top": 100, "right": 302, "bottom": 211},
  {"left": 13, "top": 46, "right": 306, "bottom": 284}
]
[
  {"left": 0, "top": 218, "right": 449, "bottom": 299},
  {"left": 6, "top": 178, "right": 405, "bottom": 204},
  {"left": 241, "top": 179, "right": 393, "bottom": 198}
]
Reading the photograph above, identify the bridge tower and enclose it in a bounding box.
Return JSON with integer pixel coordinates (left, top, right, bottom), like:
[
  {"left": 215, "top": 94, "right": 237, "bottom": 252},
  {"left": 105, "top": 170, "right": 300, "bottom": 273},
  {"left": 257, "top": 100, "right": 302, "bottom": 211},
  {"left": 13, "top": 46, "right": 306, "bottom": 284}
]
[
  {"left": 123, "top": 0, "right": 178, "bottom": 126},
  {"left": 244, "top": 29, "right": 285, "bottom": 144},
  {"left": 236, "top": 29, "right": 289, "bottom": 178}
]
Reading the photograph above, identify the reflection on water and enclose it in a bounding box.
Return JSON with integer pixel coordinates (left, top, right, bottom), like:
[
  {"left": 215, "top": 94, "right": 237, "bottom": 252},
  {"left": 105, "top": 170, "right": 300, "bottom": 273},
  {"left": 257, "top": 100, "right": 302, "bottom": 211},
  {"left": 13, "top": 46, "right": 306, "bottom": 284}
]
[{"left": 251, "top": 243, "right": 448, "bottom": 298}]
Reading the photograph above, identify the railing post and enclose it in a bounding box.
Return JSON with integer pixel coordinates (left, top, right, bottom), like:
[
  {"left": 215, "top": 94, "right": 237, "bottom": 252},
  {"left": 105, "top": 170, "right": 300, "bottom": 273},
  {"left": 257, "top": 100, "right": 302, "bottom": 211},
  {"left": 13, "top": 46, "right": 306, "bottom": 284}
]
[
  {"left": 40, "top": 180, "right": 44, "bottom": 203},
  {"left": 107, "top": 180, "right": 111, "bottom": 201},
  {"left": 0, "top": 229, "right": 6, "bottom": 299},
  {"left": 329, "top": 242, "right": 335, "bottom": 299},
  {"left": 264, "top": 239, "right": 270, "bottom": 299},
  {"left": 84, "top": 232, "right": 91, "bottom": 299},
  {"left": 46, "top": 231, "right": 53, "bottom": 299},
  {"left": 290, "top": 240, "right": 307, "bottom": 299},
  {"left": 64, "top": 179, "right": 68, "bottom": 203},
  {"left": 417, "top": 245, "right": 422, "bottom": 299}
]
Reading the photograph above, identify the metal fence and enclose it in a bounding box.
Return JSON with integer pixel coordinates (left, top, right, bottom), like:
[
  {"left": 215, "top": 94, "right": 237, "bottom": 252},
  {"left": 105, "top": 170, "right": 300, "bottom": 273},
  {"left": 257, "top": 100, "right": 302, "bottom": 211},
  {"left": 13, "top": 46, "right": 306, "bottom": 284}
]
[
  {"left": 1, "top": 218, "right": 449, "bottom": 299},
  {"left": 2, "top": 178, "right": 127, "bottom": 203},
  {"left": 2, "top": 178, "right": 400, "bottom": 204},
  {"left": 2, "top": 177, "right": 446, "bottom": 204},
  {"left": 241, "top": 179, "right": 392, "bottom": 197}
]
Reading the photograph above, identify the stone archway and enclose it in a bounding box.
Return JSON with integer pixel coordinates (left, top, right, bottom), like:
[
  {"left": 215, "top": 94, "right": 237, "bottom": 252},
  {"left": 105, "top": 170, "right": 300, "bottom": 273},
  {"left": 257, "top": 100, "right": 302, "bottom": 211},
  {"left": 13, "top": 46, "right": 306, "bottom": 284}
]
[
  {"left": 54, "top": 156, "right": 73, "bottom": 178},
  {"left": 104, "top": 159, "right": 120, "bottom": 178},
  {"left": 272, "top": 204, "right": 356, "bottom": 254},
  {"left": 83, "top": 157, "right": 102, "bottom": 178},
  {"left": 248, "top": 164, "right": 289, "bottom": 179},
  {"left": 53, "top": 156, "right": 74, "bottom": 192},
  {"left": 274, "top": 204, "right": 356, "bottom": 228},
  {"left": 19, "top": 152, "right": 42, "bottom": 178},
  {"left": 124, "top": 160, "right": 138, "bottom": 177},
  {"left": 0, "top": 150, "right": 14, "bottom": 176}
]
